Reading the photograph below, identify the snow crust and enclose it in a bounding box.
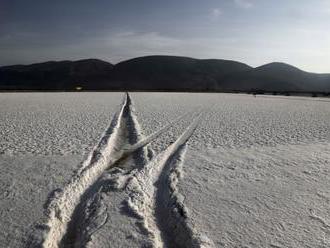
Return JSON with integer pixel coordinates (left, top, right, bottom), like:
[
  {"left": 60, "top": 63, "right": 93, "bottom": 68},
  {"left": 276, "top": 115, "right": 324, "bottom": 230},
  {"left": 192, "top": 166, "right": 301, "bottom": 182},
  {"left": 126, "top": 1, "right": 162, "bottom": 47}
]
[{"left": 0, "top": 92, "right": 329, "bottom": 248}]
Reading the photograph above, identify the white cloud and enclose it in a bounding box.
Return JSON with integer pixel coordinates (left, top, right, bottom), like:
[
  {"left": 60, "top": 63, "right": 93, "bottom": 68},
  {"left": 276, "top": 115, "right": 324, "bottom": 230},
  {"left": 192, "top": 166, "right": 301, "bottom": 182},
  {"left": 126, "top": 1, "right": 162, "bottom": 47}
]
[
  {"left": 210, "top": 8, "right": 223, "bottom": 20},
  {"left": 234, "top": 0, "right": 253, "bottom": 9}
]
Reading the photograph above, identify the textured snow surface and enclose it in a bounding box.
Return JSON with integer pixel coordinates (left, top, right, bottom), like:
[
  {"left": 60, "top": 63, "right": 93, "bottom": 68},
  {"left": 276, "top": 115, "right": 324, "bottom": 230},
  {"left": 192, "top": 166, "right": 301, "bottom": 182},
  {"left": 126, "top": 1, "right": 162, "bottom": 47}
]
[
  {"left": 0, "top": 92, "right": 329, "bottom": 248},
  {"left": 0, "top": 92, "right": 122, "bottom": 155}
]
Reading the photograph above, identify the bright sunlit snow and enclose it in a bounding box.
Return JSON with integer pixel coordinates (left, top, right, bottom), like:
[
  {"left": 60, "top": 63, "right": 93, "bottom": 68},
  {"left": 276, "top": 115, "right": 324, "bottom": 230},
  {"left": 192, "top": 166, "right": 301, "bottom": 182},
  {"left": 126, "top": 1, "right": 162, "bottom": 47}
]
[{"left": 0, "top": 92, "right": 329, "bottom": 247}]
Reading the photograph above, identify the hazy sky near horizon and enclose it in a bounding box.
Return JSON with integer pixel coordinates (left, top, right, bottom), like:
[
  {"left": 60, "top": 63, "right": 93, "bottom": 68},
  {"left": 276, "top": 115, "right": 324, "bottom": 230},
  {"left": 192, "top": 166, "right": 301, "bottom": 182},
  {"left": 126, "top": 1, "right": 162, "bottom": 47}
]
[{"left": 1, "top": 0, "right": 330, "bottom": 72}]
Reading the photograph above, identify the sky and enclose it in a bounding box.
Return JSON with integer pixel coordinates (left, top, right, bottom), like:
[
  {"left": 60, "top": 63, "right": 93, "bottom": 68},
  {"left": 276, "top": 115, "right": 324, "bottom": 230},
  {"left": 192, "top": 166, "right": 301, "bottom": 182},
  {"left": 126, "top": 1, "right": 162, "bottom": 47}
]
[{"left": 1, "top": 0, "right": 330, "bottom": 72}]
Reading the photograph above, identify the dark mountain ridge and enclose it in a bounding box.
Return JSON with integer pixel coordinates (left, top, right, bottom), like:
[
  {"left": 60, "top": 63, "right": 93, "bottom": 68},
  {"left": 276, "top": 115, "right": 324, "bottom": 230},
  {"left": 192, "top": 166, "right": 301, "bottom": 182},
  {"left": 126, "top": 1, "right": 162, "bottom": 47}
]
[
  {"left": 0, "top": 55, "right": 329, "bottom": 92},
  {"left": 111, "top": 56, "right": 252, "bottom": 90},
  {"left": 221, "top": 62, "right": 330, "bottom": 92},
  {"left": 0, "top": 59, "right": 114, "bottom": 90}
]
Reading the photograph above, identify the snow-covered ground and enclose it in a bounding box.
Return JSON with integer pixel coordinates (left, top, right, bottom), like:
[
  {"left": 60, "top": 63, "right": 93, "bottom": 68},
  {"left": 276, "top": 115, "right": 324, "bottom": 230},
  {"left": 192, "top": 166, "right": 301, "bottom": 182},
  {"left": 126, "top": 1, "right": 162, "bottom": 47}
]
[{"left": 0, "top": 92, "right": 329, "bottom": 248}]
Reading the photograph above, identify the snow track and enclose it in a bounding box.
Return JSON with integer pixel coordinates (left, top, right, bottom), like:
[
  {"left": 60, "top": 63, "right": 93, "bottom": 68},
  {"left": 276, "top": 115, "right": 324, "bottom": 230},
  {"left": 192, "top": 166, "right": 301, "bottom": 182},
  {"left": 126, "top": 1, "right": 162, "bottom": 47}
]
[
  {"left": 124, "top": 113, "right": 214, "bottom": 248},
  {"left": 36, "top": 93, "right": 141, "bottom": 248},
  {"left": 28, "top": 93, "right": 210, "bottom": 248},
  {"left": 155, "top": 144, "right": 215, "bottom": 248}
]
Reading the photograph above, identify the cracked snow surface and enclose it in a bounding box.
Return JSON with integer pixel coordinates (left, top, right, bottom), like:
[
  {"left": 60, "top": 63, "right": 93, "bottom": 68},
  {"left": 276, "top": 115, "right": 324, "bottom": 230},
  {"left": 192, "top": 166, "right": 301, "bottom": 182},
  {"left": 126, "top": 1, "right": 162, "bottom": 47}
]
[{"left": 0, "top": 92, "right": 329, "bottom": 248}]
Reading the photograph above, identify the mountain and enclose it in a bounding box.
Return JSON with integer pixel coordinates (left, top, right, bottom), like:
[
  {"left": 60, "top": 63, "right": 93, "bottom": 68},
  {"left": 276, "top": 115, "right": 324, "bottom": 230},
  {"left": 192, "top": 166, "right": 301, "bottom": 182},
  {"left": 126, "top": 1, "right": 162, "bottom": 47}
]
[
  {"left": 0, "top": 59, "right": 114, "bottom": 90},
  {"left": 0, "top": 56, "right": 329, "bottom": 92},
  {"left": 221, "top": 62, "right": 330, "bottom": 92},
  {"left": 110, "top": 56, "right": 252, "bottom": 90}
]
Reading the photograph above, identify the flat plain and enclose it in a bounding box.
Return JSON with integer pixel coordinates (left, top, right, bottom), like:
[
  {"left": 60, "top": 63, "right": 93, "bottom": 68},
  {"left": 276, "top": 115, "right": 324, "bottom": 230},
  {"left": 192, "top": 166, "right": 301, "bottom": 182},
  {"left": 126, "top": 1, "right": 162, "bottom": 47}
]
[{"left": 0, "top": 92, "right": 329, "bottom": 248}]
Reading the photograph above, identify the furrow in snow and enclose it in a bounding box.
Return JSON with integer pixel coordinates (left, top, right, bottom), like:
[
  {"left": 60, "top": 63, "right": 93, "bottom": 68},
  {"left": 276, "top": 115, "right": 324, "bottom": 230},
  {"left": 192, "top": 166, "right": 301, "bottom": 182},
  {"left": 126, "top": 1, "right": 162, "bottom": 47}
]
[
  {"left": 155, "top": 144, "right": 215, "bottom": 248},
  {"left": 125, "top": 113, "right": 213, "bottom": 248},
  {"left": 35, "top": 93, "right": 131, "bottom": 248},
  {"left": 125, "top": 111, "right": 194, "bottom": 153},
  {"left": 59, "top": 93, "right": 152, "bottom": 247},
  {"left": 28, "top": 93, "right": 145, "bottom": 248},
  {"left": 28, "top": 92, "right": 188, "bottom": 248}
]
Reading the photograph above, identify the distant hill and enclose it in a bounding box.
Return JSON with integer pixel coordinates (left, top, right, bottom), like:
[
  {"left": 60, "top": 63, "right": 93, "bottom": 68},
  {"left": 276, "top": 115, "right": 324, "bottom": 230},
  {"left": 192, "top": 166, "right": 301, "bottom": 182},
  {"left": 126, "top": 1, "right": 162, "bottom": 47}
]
[
  {"left": 0, "top": 59, "right": 114, "bottom": 90},
  {"left": 221, "top": 62, "right": 330, "bottom": 92},
  {"left": 110, "top": 56, "right": 252, "bottom": 90},
  {"left": 0, "top": 55, "right": 330, "bottom": 92}
]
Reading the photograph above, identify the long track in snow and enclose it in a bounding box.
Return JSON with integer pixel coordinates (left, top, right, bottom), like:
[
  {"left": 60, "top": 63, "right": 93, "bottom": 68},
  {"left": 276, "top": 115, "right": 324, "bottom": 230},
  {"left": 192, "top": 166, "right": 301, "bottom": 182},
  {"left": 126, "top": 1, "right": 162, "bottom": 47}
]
[
  {"left": 28, "top": 93, "right": 212, "bottom": 248},
  {"left": 124, "top": 112, "right": 215, "bottom": 248}
]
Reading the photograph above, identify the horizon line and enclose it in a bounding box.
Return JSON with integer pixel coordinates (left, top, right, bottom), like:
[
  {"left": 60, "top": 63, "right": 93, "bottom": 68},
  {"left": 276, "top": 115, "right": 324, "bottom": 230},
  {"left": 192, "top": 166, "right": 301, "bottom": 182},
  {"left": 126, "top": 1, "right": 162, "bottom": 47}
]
[{"left": 1, "top": 55, "right": 329, "bottom": 75}]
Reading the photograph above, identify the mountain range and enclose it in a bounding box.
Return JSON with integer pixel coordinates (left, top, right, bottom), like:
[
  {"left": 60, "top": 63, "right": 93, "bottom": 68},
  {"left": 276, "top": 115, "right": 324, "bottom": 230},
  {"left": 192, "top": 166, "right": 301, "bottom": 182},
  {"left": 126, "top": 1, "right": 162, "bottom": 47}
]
[{"left": 1, "top": 55, "right": 329, "bottom": 92}]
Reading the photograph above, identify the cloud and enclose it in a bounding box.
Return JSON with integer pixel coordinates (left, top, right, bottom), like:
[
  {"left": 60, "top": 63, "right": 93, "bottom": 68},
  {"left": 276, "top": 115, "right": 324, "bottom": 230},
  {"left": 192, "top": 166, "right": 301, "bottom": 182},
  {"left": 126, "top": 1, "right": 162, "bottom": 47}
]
[
  {"left": 1, "top": 29, "right": 329, "bottom": 73},
  {"left": 97, "top": 31, "right": 330, "bottom": 72},
  {"left": 233, "top": 0, "right": 253, "bottom": 9},
  {"left": 210, "top": 8, "right": 223, "bottom": 20},
  {"left": 98, "top": 32, "right": 242, "bottom": 63}
]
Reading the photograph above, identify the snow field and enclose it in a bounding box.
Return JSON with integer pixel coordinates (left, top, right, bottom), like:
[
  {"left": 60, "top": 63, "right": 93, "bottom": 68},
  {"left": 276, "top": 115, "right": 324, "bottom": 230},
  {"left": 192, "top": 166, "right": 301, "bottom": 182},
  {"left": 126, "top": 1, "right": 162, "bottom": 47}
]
[{"left": 0, "top": 92, "right": 329, "bottom": 248}]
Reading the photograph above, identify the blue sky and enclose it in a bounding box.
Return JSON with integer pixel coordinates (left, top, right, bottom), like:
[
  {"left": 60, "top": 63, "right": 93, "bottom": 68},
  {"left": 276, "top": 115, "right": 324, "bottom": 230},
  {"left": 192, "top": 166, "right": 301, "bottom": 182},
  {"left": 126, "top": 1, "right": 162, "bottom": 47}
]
[{"left": 1, "top": 0, "right": 329, "bottom": 72}]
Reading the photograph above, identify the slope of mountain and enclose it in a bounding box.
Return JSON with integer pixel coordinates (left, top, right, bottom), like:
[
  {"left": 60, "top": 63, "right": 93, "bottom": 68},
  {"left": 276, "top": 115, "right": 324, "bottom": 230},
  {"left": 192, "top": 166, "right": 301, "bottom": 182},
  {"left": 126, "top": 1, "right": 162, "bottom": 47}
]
[
  {"left": 110, "top": 55, "right": 252, "bottom": 90},
  {"left": 221, "top": 62, "right": 330, "bottom": 92},
  {"left": 0, "top": 59, "right": 114, "bottom": 90},
  {"left": 0, "top": 56, "right": 329, "bottom": 92}
]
